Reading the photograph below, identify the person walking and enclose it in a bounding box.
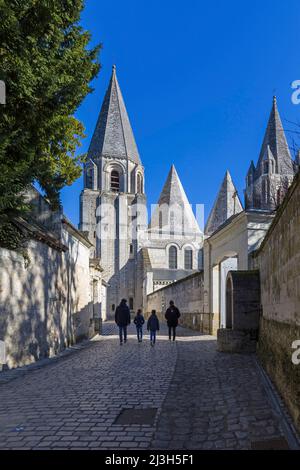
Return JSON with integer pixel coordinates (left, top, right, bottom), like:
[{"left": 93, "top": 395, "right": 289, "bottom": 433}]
[
  {"left": 115, "top": 299, "right": 131, "bottom": 345},
  {"left": 165, "top": 300, "right": 181, "bottom": 341},
  {"left": 133, "top": 309, "right": 145, "bottom": 342},
  {"left": 147, "top": 310, "right": 160, "bottom": 347}
]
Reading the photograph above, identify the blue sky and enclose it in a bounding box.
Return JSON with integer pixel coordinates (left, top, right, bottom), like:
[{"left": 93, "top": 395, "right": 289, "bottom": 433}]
[{"left": 61, "top": 0, "right": 300, "bottom": 227}]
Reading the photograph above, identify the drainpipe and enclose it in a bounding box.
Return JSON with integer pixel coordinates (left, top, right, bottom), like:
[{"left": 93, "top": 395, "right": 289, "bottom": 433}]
[{"left": 206, "top": 238, "right": 213, "bottom": 335}]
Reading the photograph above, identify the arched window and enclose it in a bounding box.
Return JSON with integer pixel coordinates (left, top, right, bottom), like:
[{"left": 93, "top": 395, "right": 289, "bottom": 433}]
[
  {"left": 184, "top": 248, "right": 193, "bottom": 270},
  {"left": 137, "top": 174, "right": 143, "bottom": 194},
  {"left": 264, "top": 162, "right": 269, "bottom": 174},
  {"left": 169, "top": 246, "right": 177, "bottom": 269},
  {"left": 110, "top": 170, "right": 120, "bottom": 192}
]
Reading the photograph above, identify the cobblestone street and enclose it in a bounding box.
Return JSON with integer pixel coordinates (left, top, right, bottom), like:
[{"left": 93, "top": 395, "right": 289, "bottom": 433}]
[{"left": 0, "top": 323, "right": 298, "bottom": 450}]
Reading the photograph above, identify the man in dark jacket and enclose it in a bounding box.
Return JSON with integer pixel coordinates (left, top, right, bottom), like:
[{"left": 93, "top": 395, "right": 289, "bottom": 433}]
[
  {"left": 165, "top": 300, "right": 181, "bottom": 341},
  {"left": 115, "top": 299, "right": 131, "bottom": 344}
]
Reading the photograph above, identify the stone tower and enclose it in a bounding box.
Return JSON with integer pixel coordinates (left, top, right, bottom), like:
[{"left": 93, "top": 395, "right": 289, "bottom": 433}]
[
  {"left": 80, "top": 66, "right": 147, "bottom": 316},
  {"left": 245, "top": 97, "right": 296, "bottom": 211}
]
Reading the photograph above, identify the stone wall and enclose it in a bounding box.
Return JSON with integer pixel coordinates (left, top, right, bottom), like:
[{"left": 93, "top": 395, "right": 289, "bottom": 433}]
[
  {"left": 0, "top": 189, "right": 100, "bottom": 369},
  {"left": 0, "top": 228, "right": 94, "bottom": 369},
  {"left": 146, "top": 272, "right": 214, "bottom": 334},
  {"left": 254, "top": 171, "right": 300, "bottom": 432}
]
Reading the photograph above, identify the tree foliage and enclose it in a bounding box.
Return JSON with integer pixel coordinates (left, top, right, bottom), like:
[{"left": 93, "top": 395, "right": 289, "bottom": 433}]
[{"left": 0, "top": 0, "right": 101, "bottom": 250}]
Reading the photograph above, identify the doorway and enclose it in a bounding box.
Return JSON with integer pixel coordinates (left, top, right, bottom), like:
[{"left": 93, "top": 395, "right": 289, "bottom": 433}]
[{"left": 220, "top": 257, "right": 238, "bottom": 328}]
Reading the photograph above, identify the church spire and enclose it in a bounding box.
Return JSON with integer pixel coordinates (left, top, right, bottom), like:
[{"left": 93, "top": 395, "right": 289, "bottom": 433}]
[
  {"left": 256, "top": 96, "right": 293, "bottom": 176},
  {"left": 205, "top": 170, "right": 243, "bottom": 236},
  {"left": 149, "top": 165, "right": 201, "bottom": 236},
  {"left": 88, "top": 65, "right": 141, "bottom": 165}
]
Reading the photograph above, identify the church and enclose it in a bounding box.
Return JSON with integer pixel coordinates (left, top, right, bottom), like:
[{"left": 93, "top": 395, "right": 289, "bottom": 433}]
[
  {"left": 80, "top": 65, "right": 298, "bottom": 321},
  {"left": 79, "top": 65, "right": 203, "bottom": 317}
]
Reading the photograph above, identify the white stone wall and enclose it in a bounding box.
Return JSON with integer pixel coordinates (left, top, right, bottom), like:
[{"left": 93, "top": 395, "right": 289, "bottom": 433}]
[
  {"left": 0, "top": 228, "right": 94, "bottom": 369},
  {"left": 147, "top": 272, "right": 204, "bottom": 316},
  {"left": 62, "top": 227, "right": 93, "bottom": 341}
]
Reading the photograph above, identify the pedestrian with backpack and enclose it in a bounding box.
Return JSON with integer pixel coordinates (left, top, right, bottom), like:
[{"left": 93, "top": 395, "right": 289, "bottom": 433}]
[{"left": 165, "top": 300, "right": 181, "bottom": 341}]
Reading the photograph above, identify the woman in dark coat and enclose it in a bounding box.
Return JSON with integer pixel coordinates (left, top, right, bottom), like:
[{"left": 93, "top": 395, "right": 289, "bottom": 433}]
[{"left": 165, "top": 300, "right": 181, "bottom": 341}]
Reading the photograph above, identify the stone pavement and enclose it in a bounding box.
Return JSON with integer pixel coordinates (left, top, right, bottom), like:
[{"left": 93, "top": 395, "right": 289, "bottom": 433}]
[{"left": 0, "top": 322, "right": 298, "bottom": 450}]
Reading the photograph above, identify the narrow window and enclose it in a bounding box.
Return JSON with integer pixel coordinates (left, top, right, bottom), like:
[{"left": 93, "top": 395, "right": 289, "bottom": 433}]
[
  {"left": 184, "top": 248, "right": 193, "bottom": 270},
  {"left": 129, "top": 297, "right": 134, "bottom": 310},
  {"left": 170, "top": 211, "right": 175, "bottom": 235},
  {"left": 112, "top": 304, "right": 115, "bottom": 311},
  {"left": 137, "top": 174, "right": 143, "bottom": 194},
  {"left": 169, "top": 246, "right": 177, "bottom": 269},
  {"left": 262, "top": 179, "right": 268, "bottom": 204},
  {"left": 86, "top": 168, "right": 93, "bottom": 189},
  {"left": 110, "top": 170, "right": 120, "bottom": 192},
  {"left": 264, "top": 162, "right": 269, "bottom": 174},
  {"left": 159, "top": 211, "right": 163, "bottom": 232},
  {"left": 129, "top": 243, "right": 133, "bottom": 254}
]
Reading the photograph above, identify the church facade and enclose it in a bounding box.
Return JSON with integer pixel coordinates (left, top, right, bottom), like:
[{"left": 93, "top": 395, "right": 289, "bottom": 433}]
[{"left": 79, "top": 66, "right": 203, "bottom": 316}]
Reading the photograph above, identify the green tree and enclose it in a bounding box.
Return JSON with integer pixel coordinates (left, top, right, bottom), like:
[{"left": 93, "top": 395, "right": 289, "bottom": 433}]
[{"left": 0, "top": 0, "right": 101, "bottom": 251}]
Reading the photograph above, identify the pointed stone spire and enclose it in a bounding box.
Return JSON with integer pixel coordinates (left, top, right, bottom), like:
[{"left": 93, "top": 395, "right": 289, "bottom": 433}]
[
  {"left": 247, "top": 160, "right": 255, "bottom": 176},
  {"left": 205, "top": 171, "right": 243, "bottom": 236},
  {"left": 149, "top": 165, "right": 201, "bottom": 235},
  {"left": 256, "top": 96, "right": 293, "bottom": 176},
  {"left": 88, "top": 65, "right": 141, "bottom": 165}
]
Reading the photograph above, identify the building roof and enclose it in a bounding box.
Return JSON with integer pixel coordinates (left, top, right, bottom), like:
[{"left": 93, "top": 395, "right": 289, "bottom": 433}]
[
  {"left": 205, "top": 170, "right": 243, "bottom": 236},
  {"left": 255, "top": 96, "right": 294, "bottom": 177},
  {"left": 61, "top": 216, "right": 93, "bottom": 248},
  {"left": 13, "top": 217, "right": 68, "bottom": 252},
  {"left": 87, "top": 65, "right": 141, "bottom": 165},
  {"left": 149, "top": 165, "right": 202, "bottom": 236}
]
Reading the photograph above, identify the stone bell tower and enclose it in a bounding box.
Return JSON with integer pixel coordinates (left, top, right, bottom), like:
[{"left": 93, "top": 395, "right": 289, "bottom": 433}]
[
  {"left": 245, "top": 97, "right": 296, "bottom": 211},
  {"left": 80, "top": 66, "right": 147, "bottom": 316}
]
